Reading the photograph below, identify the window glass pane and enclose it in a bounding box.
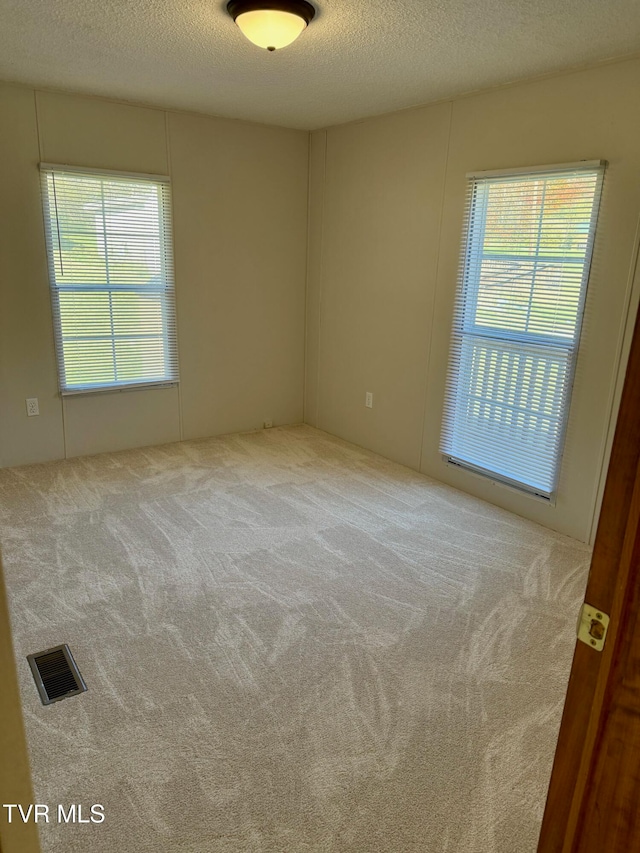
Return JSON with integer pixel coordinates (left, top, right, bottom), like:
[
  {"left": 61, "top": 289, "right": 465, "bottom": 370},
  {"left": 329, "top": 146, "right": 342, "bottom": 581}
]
[
  {"left": 114, "top": 338, "right": 166, "bottom": 383},
  {"left": 61, "top": 339, "right": 116, "bottom": 387},
  {"left": 469, "top": 172, "right": 600, "bottom": 341},
  {"left": 110, "top": 292, "right": 165, "bottom": 337},
  {"left": 473, "top": 258, "right": 535, "bottom": 332},
  {"left": 58, "top": 291, "right": 113, "bottom": 338}
]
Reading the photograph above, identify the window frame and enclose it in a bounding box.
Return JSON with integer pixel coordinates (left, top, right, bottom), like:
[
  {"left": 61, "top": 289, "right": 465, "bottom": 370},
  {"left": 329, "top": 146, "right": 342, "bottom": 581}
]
[
  {"left": 441, "top": 160, "right": 605, "bottom": 500},
  {"left": 40, "top": 163, "right": 179, "bottom": 396}
]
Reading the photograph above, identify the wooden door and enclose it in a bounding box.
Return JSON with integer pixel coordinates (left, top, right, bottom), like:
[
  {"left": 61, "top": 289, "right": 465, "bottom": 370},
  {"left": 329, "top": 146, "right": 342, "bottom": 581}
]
[{"left": 538, "top": 301, "right": 640, "bottom": 850}]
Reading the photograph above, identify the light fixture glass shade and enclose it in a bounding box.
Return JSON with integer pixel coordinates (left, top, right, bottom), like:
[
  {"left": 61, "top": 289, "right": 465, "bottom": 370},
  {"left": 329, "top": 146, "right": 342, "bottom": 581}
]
[{"left": 235, "top": 9, "right": 307, "bottom": 50}]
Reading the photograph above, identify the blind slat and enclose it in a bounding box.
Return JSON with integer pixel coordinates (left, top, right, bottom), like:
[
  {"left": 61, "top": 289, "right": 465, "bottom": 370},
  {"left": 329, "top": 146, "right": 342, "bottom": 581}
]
[
  {"left": 440, "top": 164, "right": 604, "bottom": 499},
  {"left": 40, "top": 166, "right": 179, "bottom": 394}
]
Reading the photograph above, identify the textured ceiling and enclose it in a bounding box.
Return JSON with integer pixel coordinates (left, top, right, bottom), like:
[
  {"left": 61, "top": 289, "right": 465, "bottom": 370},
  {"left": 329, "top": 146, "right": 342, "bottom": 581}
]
[{"left": 1, "top": 0, "right": 640, "bottom": 129}]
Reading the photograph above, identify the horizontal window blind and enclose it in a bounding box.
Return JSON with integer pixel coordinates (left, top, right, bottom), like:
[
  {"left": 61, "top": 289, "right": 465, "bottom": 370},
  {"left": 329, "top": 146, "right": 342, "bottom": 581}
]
[
  {"left": 441, "top": 162, "right": 604, "bottom": 498},
  {"left": 40, "top": 166, "right": 179, "bottom": 394}
]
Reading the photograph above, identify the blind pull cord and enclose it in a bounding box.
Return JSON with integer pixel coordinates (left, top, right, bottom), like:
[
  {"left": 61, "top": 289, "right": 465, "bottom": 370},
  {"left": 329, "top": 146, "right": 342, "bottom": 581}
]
[{"left": 51, "top": 173, "right": 64, "bottom": 277}]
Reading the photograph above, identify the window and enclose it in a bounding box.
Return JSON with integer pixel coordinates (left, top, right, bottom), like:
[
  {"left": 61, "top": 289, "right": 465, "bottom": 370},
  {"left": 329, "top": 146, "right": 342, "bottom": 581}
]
[
  {"left": 441, "top": 161, "right": 604, "bottom": 499},
  {"left": 40, "top": 165, "right": 179, "bottom": 394}
]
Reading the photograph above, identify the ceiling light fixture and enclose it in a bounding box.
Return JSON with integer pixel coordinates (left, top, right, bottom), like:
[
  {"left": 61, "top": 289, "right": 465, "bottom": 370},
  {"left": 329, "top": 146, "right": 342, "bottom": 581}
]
[{"left": 227, "top": 0, "right": 316, "bottom": 52}]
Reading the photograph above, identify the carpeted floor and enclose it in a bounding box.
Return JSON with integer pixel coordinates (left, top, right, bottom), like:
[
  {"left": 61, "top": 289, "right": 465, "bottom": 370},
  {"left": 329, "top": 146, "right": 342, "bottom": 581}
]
[{"left": 0, "top": 425, "right": 590, "bottom": 853}]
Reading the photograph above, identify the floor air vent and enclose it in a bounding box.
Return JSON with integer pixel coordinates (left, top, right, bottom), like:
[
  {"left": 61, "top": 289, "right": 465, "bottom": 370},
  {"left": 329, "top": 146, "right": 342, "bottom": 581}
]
[{"left": 27, "top": 644, "right": 87, "bottom": 705}]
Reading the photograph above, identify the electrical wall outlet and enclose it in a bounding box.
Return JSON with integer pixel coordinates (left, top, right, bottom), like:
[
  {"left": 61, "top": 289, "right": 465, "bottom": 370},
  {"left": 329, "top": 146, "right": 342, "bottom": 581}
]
[
  {"left": 365, "top": 392, "right": 373, "bottom": 409},
  {"left": 263, "top": 419, "right": 273, "bottom": 429},
  {"left": 26, "top": 398, "right": 40, "bottom": 417}
]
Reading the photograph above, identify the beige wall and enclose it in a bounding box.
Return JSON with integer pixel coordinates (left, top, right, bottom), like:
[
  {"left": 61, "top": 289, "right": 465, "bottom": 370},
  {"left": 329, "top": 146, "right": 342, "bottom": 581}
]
[
  {"left": 307, "top": 57, "right": 640, "bottom": 542},
  {"left": 304, "top": 130, "right": 326, "bottom": 428},
  {"left": 306, "top": 104, "right": 452, "bottom": 471},
  {"left": 169, "top": 112, "right": 308, "bottom": 440},
  {"left": 0, "top": 85, "right": 308, "bottom": 467}
]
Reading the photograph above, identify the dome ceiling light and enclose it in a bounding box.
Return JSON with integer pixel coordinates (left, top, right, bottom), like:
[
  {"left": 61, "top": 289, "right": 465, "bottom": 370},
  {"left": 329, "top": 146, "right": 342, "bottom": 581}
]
[{"left": 227, "top": 0, "right": 316, "bottom": 51}]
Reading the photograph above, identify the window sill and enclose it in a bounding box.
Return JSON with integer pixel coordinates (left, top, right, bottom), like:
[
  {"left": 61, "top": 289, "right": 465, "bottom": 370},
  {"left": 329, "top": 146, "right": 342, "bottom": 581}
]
[
  {"left": 60, "top": 381, "right": 179, "bottom": 398},
  {"left": 443, "top": 455, "right": 557, "bottom": 506}
]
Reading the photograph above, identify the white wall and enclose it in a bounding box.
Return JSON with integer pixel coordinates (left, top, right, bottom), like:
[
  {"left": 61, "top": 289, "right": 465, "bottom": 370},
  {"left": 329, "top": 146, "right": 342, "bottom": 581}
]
[
  {"left": 306, "top": 57, "right": 640, "bottom": 542},
  {"left": 0, "top": 85, "right": 308, "bottom": 466}
]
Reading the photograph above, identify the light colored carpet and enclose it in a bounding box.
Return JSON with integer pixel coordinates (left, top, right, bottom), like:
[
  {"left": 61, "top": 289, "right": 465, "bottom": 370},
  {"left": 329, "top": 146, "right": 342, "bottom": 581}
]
[{"left": 0, "top": 425, "right": 590, "bottom": 853}]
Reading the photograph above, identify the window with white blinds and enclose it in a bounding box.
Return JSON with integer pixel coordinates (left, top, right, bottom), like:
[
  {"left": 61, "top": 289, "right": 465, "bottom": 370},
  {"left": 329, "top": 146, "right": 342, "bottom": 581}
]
[
  {"left": 441, "top": 161, "right": 604, "bottom": 499},
  {"left": 40, "top": 165, "right": 179, "bottom": 394}
]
